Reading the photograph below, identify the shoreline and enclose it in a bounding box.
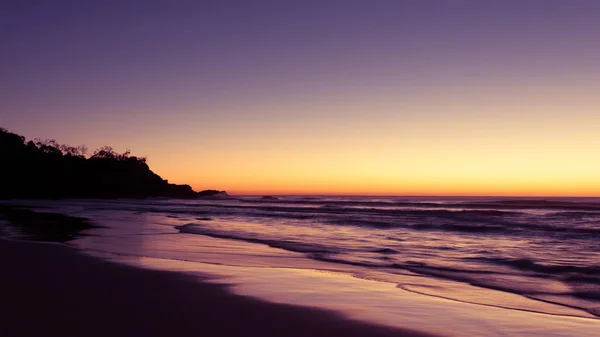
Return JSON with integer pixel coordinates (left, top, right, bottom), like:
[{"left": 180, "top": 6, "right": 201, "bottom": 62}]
[
  {"left": 0, "top": 234, "right": 437, "bottom": 337},
  {"left": 3, "top": 200, "right": 600, "bottom": 337}
]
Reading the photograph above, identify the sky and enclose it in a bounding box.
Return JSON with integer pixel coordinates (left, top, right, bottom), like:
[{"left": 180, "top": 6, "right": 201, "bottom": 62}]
[{"left": 2, "top": 0, "right": 600, "bottom": 196}]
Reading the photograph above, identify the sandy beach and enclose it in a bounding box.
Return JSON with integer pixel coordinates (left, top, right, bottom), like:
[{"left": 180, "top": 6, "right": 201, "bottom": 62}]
[
  {"left": 0, "top": 237, "right": 437, "bottom": 337},
  {"left": 3, "top": 199, "right": 600, "bottom": 337}
]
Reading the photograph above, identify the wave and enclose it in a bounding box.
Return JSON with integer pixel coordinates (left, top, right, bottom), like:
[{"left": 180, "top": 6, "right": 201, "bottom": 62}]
[
  {"left": 470, "top": 257, "right": 600, "bottom": 275},
  {"left": 372, "top": 248, "right": 399, "bottom": 254},
  {"left": 177, "top": 222, "right": 600, "bottom": 273},
  {"left": 237, "top": 197, "right": 600, "bottom": 211},
  {"left": 325, "top": 216, "right": 600, "bottom": 236},
  {"left": 324, "top": 219, "right": 400, "bottom": 228},
  {"left": 102, "top": 196, "right": 600, "bottom": 216},
  {"left": 412, "top": 222, "right": 510, "bottom": 233},
  {"left": 196, "top": 203, "right": 521, "bottom": 220},
  {"left": 176, "top": 223, "right": 338, "bottom": 254},
  {"left": 487, "top": 199, "right": 600, "bottom": 209},
  {"left": 319, "top": 255, "right": 600, "bottom": 309},
  {"left": 138, "top": 201, "right": 600, "bottom": 236},
  {"left": 394, "top": 262, "right": 600, "bottom": 316},
  {"left": 108, "top": 200, "right": 600, "bottom": 237},
  {"left": 176, "top": 223, "right": 510, "bottom": 274},
  {"left": 168, "top": 221, "right": 600, "bottom": 317},
  {"left": 549, "top": 211, "right": 600, "bottom": 218}
]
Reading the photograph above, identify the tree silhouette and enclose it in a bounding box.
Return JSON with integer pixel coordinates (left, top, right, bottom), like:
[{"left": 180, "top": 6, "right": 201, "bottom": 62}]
[{"left": 0, "top": 127, "right": 197, "bottom": 199}]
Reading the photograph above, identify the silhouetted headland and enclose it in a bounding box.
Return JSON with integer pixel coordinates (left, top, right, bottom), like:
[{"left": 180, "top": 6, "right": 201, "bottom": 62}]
[{"left": 0, "top": 127, "right": 221, "bottom": 199}]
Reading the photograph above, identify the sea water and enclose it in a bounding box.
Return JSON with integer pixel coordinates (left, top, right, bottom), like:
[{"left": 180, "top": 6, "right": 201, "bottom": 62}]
[{"left": 5, "top": 196, "right": 600, "bottom": 336}]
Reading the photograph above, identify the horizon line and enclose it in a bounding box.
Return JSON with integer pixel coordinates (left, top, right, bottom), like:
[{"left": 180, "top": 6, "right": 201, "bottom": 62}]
[{"left": 212, "top": 192, "right": 600, "bottom": 198}]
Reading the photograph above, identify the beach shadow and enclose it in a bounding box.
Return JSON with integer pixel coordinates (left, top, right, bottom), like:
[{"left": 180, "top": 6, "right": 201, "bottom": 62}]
[{"left": 0, "top": 205, "right": 96, "bottom": 242}]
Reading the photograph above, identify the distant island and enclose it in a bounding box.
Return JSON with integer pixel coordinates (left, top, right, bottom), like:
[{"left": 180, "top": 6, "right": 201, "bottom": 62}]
[{"left": 0, "top": 127, "right": 225, "bottom": 199}]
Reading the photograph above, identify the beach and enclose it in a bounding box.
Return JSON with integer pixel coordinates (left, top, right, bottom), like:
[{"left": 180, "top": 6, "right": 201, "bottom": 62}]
[
  {"left": 0, "top": 237, "right": 432, "bottom": 337},
  {"left": 2, "top": 198, "right": 600, "bottom": 337}
]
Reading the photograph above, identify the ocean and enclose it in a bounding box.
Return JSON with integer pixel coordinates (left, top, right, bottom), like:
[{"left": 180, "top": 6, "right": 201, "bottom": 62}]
[{"left": 4, "top": 196, "right": 600, "bottom": 336}]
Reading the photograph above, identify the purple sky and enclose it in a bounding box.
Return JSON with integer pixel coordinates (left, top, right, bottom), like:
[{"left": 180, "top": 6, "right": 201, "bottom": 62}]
[{"left": 2, "top": 1, "right": 600, "bottom": 194}]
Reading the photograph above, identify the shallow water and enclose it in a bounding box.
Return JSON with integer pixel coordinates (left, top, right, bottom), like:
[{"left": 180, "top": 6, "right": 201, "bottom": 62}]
[{"left": 4, "top": 196, "right": 600, "bottom": 336}]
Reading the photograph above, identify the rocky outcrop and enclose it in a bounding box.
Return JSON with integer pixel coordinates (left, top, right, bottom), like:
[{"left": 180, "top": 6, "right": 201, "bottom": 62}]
[
  {"left": 260, "top": 196, "right": 279, "bottom": 200},
  {"left": 197, "top": 190, "right": 229, "bottom": 198}
]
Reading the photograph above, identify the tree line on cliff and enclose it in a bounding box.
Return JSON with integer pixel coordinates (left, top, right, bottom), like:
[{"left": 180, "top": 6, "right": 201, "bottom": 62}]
[{"left": 0, "top": 127, "right": 209, "bottom": 199}]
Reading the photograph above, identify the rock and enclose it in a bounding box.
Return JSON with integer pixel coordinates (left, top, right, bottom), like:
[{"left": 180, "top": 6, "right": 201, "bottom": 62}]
[
  {"left": 197, "top": 189, "right": 228, "bottom": 197},
  {"left": 261, "top": 196, "right": 278, "bottom": 200}
]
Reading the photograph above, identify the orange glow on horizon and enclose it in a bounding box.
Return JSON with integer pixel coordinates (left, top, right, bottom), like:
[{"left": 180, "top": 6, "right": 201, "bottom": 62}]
[
  {"left": 27, "top": 76, "right": 600, "bottom": 199},
  {"left": 185, "top": 181, "right": 600, "bottom": 198},
  {"left": 5, "top": 2, "right": 600, "bottom": 199}
]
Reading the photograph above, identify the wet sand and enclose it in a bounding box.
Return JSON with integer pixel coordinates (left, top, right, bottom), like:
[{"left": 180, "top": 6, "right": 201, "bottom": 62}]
[{"left": 0, "top": 238, "right": 439, "bottom": 337}]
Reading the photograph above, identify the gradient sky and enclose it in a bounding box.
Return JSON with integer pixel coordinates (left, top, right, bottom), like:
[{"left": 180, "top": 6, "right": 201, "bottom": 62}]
[{"left": 2, "top": 0, "right": 600, "bottom": 195}]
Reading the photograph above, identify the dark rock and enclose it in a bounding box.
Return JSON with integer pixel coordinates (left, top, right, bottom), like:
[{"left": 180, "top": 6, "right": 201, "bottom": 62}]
[
  {"left": 164, "top": 183, "right": 197, "bottom": 198},
  {"left": 197, "top": 189, "right": 228, "bottom": 197},
  {"left": 261, "top": 196, "right": 278, "bottom": 200}
]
